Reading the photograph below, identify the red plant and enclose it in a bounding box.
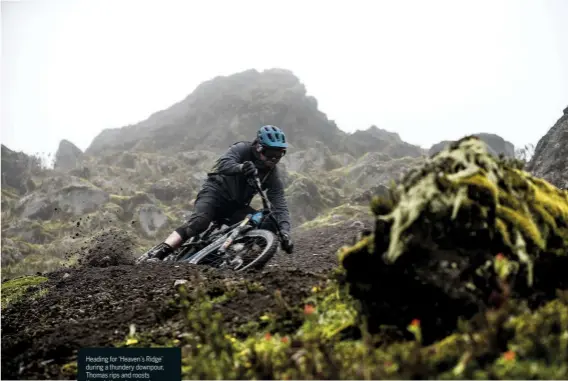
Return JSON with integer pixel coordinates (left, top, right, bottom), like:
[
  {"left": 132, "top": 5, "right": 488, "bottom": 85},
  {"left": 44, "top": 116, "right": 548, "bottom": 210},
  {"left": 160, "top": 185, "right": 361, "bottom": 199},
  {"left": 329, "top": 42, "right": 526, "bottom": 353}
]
[
  {"left": 503, "top": 350, "right": 516, "bottom": 361},
  {"left": 304, "top": 304, "right": 316, "bottom": 315}
]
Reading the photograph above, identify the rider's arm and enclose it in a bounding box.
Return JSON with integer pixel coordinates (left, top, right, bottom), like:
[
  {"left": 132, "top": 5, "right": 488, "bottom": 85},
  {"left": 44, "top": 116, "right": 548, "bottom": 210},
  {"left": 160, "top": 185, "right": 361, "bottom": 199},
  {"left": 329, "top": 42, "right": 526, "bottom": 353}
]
[
  {"left": 265, "top": 169, "right": 291, "bottom": 233},
  {"left": 211, "top": 142, "right": 249, "bottom": 175}
]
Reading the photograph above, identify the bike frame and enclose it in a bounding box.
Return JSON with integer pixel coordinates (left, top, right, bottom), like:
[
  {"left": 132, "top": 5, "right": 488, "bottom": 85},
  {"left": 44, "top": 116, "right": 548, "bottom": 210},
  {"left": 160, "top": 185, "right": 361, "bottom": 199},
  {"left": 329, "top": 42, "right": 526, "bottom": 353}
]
[{"left": 173, "top": 175, "right": 285, "bottom": 261}]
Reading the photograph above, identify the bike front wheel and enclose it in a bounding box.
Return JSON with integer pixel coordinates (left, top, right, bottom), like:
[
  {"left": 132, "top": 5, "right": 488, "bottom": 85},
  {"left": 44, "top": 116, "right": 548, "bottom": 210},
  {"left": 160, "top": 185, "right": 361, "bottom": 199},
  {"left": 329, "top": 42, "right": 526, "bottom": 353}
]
[{"left": 187, "top": 229, "right": 278, "bottom": 272}]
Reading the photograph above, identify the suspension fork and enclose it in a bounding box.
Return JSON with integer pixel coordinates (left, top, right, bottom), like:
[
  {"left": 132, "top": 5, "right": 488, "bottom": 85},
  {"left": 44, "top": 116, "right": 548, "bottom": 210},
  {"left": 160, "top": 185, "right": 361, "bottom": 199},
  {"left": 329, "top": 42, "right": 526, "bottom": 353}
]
[{"left": 249, "top": 176, "right": 286, "bottom": 243}]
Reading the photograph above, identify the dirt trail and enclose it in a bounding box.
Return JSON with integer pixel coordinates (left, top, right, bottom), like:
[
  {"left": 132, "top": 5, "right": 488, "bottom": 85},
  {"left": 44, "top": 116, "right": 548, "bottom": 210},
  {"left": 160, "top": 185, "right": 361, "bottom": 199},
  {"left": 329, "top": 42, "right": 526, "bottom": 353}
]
[{"left": 1, "top": 220, "right": 370, "bottom": 380}]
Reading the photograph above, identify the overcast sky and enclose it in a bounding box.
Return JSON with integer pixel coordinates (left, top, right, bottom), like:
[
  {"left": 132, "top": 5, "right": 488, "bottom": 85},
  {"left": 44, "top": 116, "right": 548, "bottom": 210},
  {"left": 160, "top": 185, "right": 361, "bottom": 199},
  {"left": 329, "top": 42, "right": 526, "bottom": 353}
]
[{"left": 2, "top": 0, "right": 567, "bottom": 158}]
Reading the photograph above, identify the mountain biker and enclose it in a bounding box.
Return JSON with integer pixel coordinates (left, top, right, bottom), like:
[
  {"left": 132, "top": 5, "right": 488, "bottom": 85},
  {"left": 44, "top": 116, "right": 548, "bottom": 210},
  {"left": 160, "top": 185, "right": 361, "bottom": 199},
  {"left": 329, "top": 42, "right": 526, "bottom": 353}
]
[{"left": 143, "top": 125, "right": 294, "bottom": 261}]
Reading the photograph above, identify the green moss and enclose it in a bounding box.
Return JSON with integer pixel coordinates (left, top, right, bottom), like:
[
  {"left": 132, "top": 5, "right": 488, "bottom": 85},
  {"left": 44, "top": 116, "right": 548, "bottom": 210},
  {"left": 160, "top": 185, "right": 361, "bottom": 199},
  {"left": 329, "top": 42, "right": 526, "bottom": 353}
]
[
  {"left": 1, "top": 187, "right": 20, "bottom": 200},
  {"left": 41, "top": 219, "right": 69, "bottom": 237},
  {"left": 300, "top": 204, "right": 371, "bottom": 230},
  {"left": 2, "top": 252, "right": 66, "bottom": 281},
  {"left": 1, "top": 275, "right": 48, "bottom": 309},
  {"left": 102, "top": 202, "right": 124, "bottom": 215},
  {"left": 109, "top": 194, "right": 130, "bottom": 204},
  {"left": 60, "top": 362, "right": 78, "bottom": 378}
]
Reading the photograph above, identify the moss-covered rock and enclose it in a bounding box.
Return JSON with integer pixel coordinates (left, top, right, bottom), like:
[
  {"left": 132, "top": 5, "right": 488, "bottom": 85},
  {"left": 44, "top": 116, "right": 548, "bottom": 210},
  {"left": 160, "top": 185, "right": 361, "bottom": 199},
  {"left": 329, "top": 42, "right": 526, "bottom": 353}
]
[
  {"left": 285, "top": 174, "right": 342, "bottom": 225},
  {"left": 338, "top": 136, "right": 568, "bottom": 344},
  {"left": 1, "top": 276, "right": 48, "bottom": 309},
  {"left": 15, "top": 175, "right": 109, "bottom": 220}
]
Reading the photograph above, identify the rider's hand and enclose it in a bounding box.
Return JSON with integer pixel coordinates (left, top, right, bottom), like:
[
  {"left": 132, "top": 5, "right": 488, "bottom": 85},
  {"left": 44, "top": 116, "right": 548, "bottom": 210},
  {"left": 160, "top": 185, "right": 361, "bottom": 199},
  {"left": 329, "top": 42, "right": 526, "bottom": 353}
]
[
  {"left": 281, "top": 232, "right": 294, "bottom": 254},
  {"left": 241, "top": 161, "right": 258, "bottom": 177}
]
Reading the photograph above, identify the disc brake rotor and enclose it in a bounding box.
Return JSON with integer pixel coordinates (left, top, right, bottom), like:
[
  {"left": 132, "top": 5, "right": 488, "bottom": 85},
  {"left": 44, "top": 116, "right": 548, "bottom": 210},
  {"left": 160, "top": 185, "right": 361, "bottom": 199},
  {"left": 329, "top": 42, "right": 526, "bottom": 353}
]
[{"left": 223, "top": 238, "right": 264, "bottom": 270}]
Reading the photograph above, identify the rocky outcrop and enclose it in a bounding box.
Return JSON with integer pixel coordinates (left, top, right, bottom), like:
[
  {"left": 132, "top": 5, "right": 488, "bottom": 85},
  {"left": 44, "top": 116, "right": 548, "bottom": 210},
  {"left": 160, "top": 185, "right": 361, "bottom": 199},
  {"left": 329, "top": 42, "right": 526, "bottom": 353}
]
[
  {"left": 54, "top": 140, "right": 83, "bottom": 171},
  {"left": 282, "top": 141, "right": 352, "bottom": 173},
  {"left": 86, "top": 68, "right": 347, "bottom": 155},
  {"left": 343, "top": 125, "right": 424, "bottom": 159},
  {"left": 285, "top": 174, "right": 342, "bottom": 225},
  {"left": 149, "top": 179, "right": 193, "bottom": 202},
  {"left": 526, "top": 107, "right": 568, "bottom": 189},
  {"left": 429, "top": 133, "right": 515, "bottom": 157},
  {"left": 137, "top": 204, "right": 169, "bottom": 237},
  {"left": 1, "top": 145, "right": 42, "bottom": 195},
  {"left": 109, "top": 192, "right": 156, "bottom": 221},
  {"left": 334, "top": 152, "right": 423, "bottom": 204},
  {"left": 15, "top": 175, "right": 109, "bottom": 220}
]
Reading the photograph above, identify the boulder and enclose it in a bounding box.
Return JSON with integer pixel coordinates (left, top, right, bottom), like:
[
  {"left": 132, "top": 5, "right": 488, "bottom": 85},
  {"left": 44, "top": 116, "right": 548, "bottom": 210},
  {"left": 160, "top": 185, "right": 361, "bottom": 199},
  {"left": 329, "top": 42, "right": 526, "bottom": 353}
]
[
  {"left": 429, "top": 133, "right": 515, "bottom": 157},
  {"left": 54, "top": 139, "right": 83, "bottom": 171},
  {"left": 339, "top": 136, "right": 568, "bottom": 344},
  {"left": 526, "top": 106, "right": 568, "bottom": 189},
  {"left": 1, "top": 145, "right": 42, "bottom": 195},
  {"left": 15, "top": 176, "right": 109, "bottom": 220},
  {"left": 137, "top": 204, "right": 169, "bottom": 237}
]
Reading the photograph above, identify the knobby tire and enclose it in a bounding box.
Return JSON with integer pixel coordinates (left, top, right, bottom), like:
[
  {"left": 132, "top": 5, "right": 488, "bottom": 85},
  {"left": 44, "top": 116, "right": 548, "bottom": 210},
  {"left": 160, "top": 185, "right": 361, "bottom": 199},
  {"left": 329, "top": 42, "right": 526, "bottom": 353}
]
[{"left": 187, "top": 229, "right": 278, "bottom": 272}]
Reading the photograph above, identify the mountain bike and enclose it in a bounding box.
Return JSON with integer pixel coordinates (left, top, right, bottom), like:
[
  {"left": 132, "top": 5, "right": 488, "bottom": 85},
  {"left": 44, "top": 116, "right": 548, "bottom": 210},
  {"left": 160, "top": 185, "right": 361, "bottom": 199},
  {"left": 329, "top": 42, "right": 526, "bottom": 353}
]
[{"left": 137, "top": 175, "right": 286, "bottom": 272}]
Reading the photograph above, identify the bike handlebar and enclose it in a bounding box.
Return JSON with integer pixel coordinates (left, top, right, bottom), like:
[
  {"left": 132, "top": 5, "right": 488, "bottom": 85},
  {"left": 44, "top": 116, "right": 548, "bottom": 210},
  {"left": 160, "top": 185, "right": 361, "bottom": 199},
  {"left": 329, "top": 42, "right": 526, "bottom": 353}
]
[{"left": 206, "top": 171, "right": 284, "bottom": 241}]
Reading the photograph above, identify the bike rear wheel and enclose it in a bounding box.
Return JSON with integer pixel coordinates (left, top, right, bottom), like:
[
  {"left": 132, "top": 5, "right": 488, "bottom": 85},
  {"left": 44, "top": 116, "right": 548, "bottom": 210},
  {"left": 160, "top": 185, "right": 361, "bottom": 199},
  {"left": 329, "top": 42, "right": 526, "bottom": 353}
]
[{"left": 187, "top": 229, "right": 278, "bottom": 272}]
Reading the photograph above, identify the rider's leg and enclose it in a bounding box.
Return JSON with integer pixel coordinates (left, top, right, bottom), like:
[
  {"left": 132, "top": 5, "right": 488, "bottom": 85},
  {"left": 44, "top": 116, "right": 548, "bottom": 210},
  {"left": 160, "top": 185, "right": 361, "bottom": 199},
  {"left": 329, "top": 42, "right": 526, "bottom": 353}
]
[{"left": 144, "top": 185, "right": 228, "bottom": 260}]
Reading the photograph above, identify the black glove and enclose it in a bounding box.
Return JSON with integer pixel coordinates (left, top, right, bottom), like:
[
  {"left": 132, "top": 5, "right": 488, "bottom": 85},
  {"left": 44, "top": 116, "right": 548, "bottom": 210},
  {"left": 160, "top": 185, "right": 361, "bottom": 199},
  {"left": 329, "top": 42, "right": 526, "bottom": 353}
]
[
  {"left": 281, "top": 232, "right": 294, "bottom": 254},
  {"left": 241, "top": 161, "right": 258, "bottom": 177}
]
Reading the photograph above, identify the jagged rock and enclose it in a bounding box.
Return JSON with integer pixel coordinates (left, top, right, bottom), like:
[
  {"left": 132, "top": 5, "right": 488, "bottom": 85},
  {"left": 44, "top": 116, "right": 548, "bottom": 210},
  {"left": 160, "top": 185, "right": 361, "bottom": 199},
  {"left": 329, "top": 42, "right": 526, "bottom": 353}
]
[
  {"left": 90, "top": 176, "right": 137, "bottom": 195},
  {"left": 68, "top": 166, "right": 91, "bottom": 179},
  {"left": 15, "top": 194, "right": 54, "bottom": 220},
  {"left": 0, "top": 238, "right": 25, "bottom": 266},
  {"left": 15, "top": 176, "right": 109, "bottom": 220},
  {"left": 149, "top": 179, "right": 192, "bottom": 202},
  {"left": 526, "top": 107, "right": 568, "bottom": 189},
  {"left": 178, "top": 150, "right": 218, "bottom": 167},
  {"left": 54, "top": 140, "right": 83, "bottom": 171},
  {"left": 285, "top": 175, "right": 341, "bottom": 225},
  {"left": 340, "top": 152, "right": 422, "bottom": 191},
  {"left": 333, "top": 152, "right": 357, "bottom": 167},
  {"left": 429, "top": 133, "right": 515, "bottom": 157},
  {"left": 137, "top": 204, "right": 168, "bottom": 237},
  {"left": 109, "top": 193, "right": 156, "bottom": 221},
  {"left": 282, "top": 141, "right": 345, "bottom": 173},
  {"left": 349, "top": 184, "right": 390, "bottom": 204},
  {"left": 3, "top": 219, "right": 54, "bottom": 244},
  {"left": 85, "top": 68, "right": 347, "bottom": 155},
  {"left": 1, "top": 145, "right": 42, "bottom": 195},
  {"left": 344, "top": 125, "right": 424, "bottom": 158}
]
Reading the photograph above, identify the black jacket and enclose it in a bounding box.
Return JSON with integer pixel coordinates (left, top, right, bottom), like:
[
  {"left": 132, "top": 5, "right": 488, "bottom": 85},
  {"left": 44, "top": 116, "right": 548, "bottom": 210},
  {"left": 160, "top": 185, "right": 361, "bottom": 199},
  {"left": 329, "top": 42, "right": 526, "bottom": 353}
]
[{"left": 206, "top": 141, "right": 291, "bottom": 233}]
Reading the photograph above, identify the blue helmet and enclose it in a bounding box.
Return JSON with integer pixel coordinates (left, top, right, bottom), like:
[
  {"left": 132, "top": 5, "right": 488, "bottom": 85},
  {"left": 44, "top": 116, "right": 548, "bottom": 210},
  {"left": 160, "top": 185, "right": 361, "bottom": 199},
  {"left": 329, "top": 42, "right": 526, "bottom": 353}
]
[{"left": 257, "top": 125, "right": 288, "bottom": 149}]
